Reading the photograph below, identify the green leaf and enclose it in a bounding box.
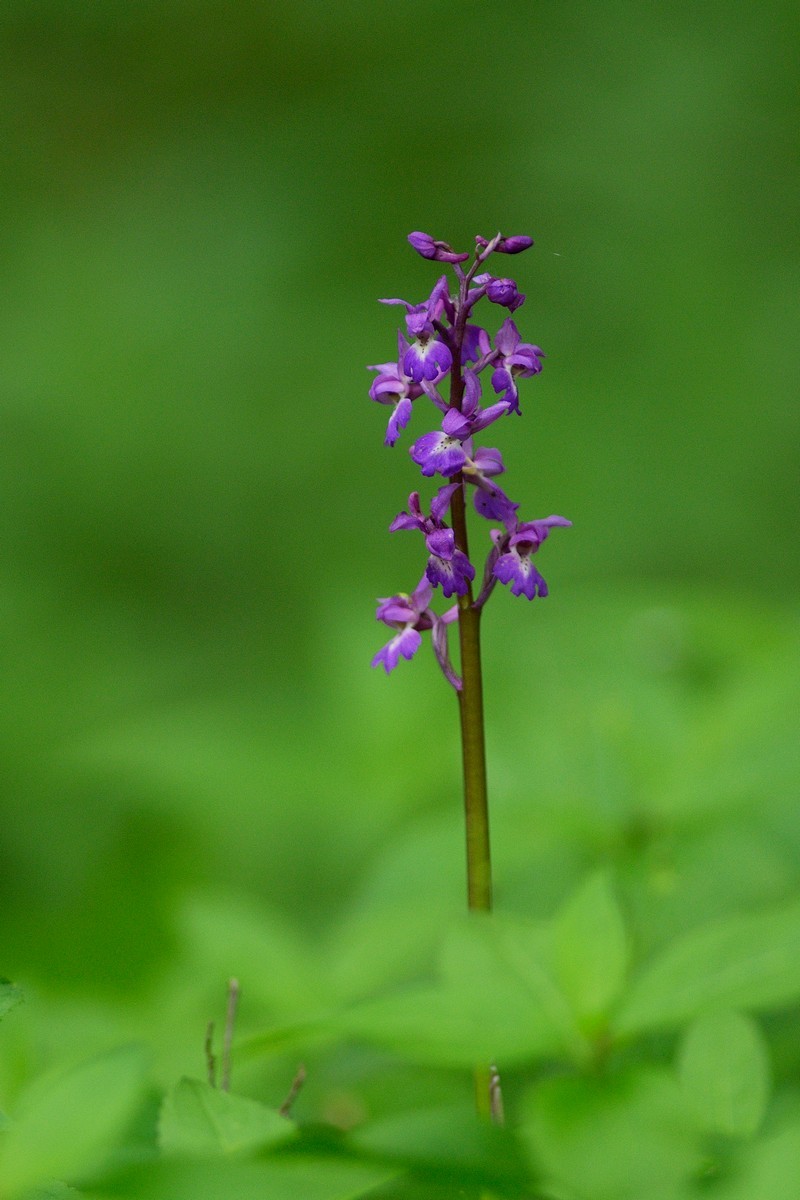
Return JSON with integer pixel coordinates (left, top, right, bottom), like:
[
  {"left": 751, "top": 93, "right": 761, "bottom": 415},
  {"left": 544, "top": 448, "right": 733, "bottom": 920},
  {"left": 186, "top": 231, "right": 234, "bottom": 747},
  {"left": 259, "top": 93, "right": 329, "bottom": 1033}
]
[
  {"left": 91, "top": 1158, "right": 400, "bottom": 1200},
  {"left": 158, "top": 1077, "right": 295, "bottom": 1157},
  {"left": 337, "top": 913, "right": 581, "bottom": 1067},
  {"left": 349, "top": 1103, "right": 530, "bottom": 1191},
  {"left": 553, "top": 872, "right": 629, "bottom": 1027},
  {"left": 714, "top": 1119, "right": 800, "bottom": 1200},
  {"left": 677, "top": 1010, "right": 770, "bottom": 1137},
  {"left": 614, "top": 900, "right": 800, "bottom": 1036},
  {"left": 0, "top": 1043, "right": 147, "bottom": 1198},
  {"left": 520, "top": 1068, "right": 699, "bottom": 1200},
  {"left": 0, "top": 979, "right": 23, "bottom": 1022},
  {"left": 438, "top": 915, "right": 578, "bottom": 1060},
  {"left": 336, "top": 983, "right": 527, "bottom": 1068}
]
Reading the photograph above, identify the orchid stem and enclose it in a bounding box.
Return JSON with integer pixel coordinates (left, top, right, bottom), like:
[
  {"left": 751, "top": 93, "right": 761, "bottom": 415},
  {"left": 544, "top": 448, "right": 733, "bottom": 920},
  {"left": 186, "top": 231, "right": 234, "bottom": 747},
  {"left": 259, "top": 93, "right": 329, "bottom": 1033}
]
[
  {"left": 449, "top": 288, "right": 495, "bottom": 1124},
  {"left": 451, "top": 486, "right": 492, "bottom": 916}
]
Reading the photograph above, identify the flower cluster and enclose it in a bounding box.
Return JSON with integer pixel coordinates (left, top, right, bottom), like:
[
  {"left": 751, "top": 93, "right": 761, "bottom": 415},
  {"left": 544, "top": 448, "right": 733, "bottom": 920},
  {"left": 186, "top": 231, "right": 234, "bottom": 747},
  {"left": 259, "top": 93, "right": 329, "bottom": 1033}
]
[{"left": 369, "top": 232, "right": 570, "bottom": 686}]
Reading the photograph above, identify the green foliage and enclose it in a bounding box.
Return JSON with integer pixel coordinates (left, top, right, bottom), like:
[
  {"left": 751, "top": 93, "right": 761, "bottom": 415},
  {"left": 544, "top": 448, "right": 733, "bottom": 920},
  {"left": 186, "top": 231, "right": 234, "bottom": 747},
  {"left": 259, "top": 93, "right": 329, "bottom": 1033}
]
[
  {"left": 521, "top": 1068, "right": 700, "bottom": 1200},
  {"left": 677, "top": 1011, "right": 770, "bottom": 1138},
  {"left": 615, "top": 901, "right": 800, "bottom": 1036},
  {"left": 554, "top": 871, "right": 629, "bottom": 1031},
  {"left": 96, "top": 1157, "right": 400, "bottom": 1200},
  {"left": 0, "top": 1044, "right": 147, "bottom": 1197},
  {"left": 158, "top": 1077, "right": 295, "bottom": 1157},
  {"left": 717, "top": 1121, "right": 800, "bottom": 1200},
  {"left": 0, "top": 598, "right": 795, "bottom": 1199},
  {"left": 1, "top": 593, "right": 797, "bottom": 1197},
  {"left": 350, "top": 1104, "right": 531, "bottom": 1194}
]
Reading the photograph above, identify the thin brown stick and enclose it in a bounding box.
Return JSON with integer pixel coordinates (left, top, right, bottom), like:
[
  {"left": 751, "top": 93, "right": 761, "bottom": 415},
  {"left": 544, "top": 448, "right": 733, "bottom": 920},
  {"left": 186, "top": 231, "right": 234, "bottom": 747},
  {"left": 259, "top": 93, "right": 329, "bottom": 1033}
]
[
  {"left": 489, "top": 1062, "right": 505, "bottom": 1125},
  {"left": 221, "top": 977, "right": 240, "bottom": 1092},
  {"left": 279, "top": 1063, "right": 307, "bottom": 1118},
  {"left": 204, "top": 1020, "right": 217, "bottom": 1087}
]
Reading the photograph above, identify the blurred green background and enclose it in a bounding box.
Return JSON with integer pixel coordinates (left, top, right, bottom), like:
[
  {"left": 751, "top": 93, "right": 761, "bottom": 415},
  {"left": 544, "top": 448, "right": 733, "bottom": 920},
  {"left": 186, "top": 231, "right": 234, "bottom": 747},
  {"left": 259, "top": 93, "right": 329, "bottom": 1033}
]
[{"left": 0, "top": 0, "right": 798, "bottom": 1100}]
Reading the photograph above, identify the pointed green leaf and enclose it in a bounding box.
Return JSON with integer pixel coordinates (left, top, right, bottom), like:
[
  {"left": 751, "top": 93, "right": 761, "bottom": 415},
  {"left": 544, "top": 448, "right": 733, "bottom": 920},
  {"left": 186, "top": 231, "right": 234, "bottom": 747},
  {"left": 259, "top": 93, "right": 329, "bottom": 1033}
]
[
  {"left": 520, "top": 1068, "right": 698, "bottom": 1200},
  {"left": 678, "top": 1010, "right": 770, "bottom": 1137},
  {"left": 0, "top": 1043, "right": 147, "bottom": 1198},
  {"left": 615, "top": 900, "right": 800, "bottom": 1036},
  {"left": 350, "top": 1103, "right": 530, "bottom": 1191},
  {"left": 554, "top": 872, "right": 629, "bottom": 1026},
  {"left": 338, "top": 913, "right": 579, "bottom": 1067},
  {"left": 158, "top": 1077, "right": 295, "bottom": 1157}
]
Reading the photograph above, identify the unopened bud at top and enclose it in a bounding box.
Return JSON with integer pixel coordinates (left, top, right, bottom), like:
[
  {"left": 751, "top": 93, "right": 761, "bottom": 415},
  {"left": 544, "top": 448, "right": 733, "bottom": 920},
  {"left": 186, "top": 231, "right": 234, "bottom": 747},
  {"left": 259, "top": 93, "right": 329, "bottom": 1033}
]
[
  {"left": 408, "top": 232, "right": 470, "bottom": 264},
  {"left": 475, "top": 234, "right": 534, "bottom": 255}
]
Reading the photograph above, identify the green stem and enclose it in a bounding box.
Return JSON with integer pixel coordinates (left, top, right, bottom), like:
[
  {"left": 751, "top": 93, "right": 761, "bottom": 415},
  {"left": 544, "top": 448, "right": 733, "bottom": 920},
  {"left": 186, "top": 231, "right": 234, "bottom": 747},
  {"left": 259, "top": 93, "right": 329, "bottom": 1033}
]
[
  {"left": 450, "top": 484, "right": 492, "bottom": 915},
  {"left": 448, "top": 271, "right": 495, "bottom": 1125}
]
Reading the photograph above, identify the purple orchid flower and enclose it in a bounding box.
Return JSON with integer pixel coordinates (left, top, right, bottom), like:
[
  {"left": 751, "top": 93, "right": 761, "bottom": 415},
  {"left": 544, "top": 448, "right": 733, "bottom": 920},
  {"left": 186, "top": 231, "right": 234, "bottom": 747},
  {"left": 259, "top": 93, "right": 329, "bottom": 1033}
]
[
  {"left": 491, "top": 515, "right": 572, "bottom": 600},
  {"left": 409, "top": 371, "right": 512, "bottom": 478},
  {"left": 368, "top": 331, "right": 425, "bottom": 446},
  {"left": 409, "top": 421, "right": 468, "bottom": 478},
  {"left": 372, "top": 575, "right": 460, "bottom": 686},
  {"left": 462, "top": 445, "right": 510, "bottom": 518},
  {"left": 380, "top": 276, "right": 453, "bottom": 384},
  {"left": 490, "top": 318, "right": 544, "bottom": 414},
  {"left": 371, "top": 577, "right": 434, "bottom": 673},
  {"left": 424, "top": 526, "right": 475, "bottom": 598},
  {"left": 390, "top": 486, "right": 474, "bottom": 598}
]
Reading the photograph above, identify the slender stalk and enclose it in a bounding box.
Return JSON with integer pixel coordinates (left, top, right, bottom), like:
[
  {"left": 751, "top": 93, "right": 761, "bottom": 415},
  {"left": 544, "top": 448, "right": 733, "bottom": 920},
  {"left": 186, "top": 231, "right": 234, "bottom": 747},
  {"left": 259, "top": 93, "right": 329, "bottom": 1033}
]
[
  {"left": 449, "top": 273, "right": 495, "bottom": 1124},
  {"left": 204, "top": 1020, "right": 217, "bottom": 1087},
  {"left": 221, "top": 976, "right": 240, "bottom": 1092},
  {"left": 449, "top": 271, "right": 493, "bottom": 916},
  {"left": 450, "top": 483, "right": 492, "bottom": 914}
]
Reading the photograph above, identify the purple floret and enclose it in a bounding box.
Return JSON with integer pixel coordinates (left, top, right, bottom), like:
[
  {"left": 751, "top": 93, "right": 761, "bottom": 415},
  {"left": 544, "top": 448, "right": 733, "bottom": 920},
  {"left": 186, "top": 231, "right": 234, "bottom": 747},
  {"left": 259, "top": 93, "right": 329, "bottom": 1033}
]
[
  {"left": 403, "top": 337, "right": 453, "bottom": 384},
  {"left": 371, "top": 625, "right": 423, "bottom": 672},
  {"left": 371, "top": 575, "right": 461, "bottom": 687},
  {"left": 388, "top": 486, "right": 474, "bottom": 600},
  {"left": 410, "top": 429, "right": 467, "bottom": 477},
  {"left": 491, "top": 318, "right": 544, "bottom": 414},
  {"left": 485, "top": 277, "right": 525, "bottom": 312},
  {"left": 492, "top": 551, "right": 549, "bottom": 599},
  {"left": 492, "top": 515, "right": 572, "bottom": 600},
  {"left": 368, "top": 331, "right": 425, "bottom": 446},
  {"left": 424, "top": 527, "right": 475, "bottom": 598}
]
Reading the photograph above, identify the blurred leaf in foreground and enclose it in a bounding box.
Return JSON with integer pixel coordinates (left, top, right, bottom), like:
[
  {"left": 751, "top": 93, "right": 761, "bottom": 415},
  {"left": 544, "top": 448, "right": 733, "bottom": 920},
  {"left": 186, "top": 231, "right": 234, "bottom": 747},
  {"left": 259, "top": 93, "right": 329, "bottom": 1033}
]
[
  {"left": 554, "top": 871, "right": 629, "bottom": 1032},
  {"left": 615, "top": 899, "right": 800, "bottom": 1037},
  {"left": 677, "top": 1010, "right": 771, "bottom": 1139},
  {"left": 0, "top": 1043, "right": 147, "bottom": 1198},
  {"left": 158, "top": 1076, "right": 295, "bottom": 1157}
]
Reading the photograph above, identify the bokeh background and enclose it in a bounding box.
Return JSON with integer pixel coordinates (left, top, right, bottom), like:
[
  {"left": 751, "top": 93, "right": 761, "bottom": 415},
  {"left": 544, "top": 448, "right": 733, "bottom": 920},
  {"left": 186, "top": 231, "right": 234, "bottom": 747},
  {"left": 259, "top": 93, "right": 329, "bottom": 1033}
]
[{"left": 1, "top": 0, "right": 798, "bottom": 1101}]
